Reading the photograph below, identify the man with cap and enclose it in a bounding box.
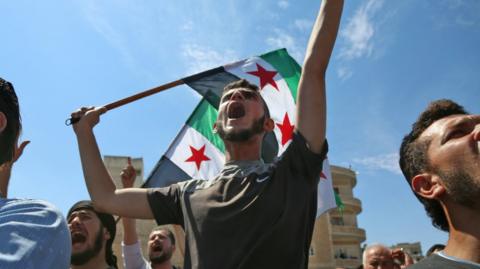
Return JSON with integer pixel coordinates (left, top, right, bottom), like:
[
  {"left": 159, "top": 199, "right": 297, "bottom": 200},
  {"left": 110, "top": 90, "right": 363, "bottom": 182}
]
[
  {"left": 68, "top": 200, "right": 118, "bottom": 269},
  {"left": 0, "top": 77, "right": 71, "bottom": 269}
]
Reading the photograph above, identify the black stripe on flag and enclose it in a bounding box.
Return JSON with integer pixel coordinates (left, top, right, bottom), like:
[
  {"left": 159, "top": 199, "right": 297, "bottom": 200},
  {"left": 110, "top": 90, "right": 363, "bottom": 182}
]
[
  {"left": 183, "top": 67, "right": 241, "bottom": 108},
  {"left": 143, "top": 156, "right": 191, "bottom": 188}
]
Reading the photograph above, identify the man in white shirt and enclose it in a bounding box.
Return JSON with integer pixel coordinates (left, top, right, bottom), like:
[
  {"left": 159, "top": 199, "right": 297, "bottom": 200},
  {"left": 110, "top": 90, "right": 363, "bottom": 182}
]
[{"left": 120, "top": 158, "right": 178, "bottom": 269}]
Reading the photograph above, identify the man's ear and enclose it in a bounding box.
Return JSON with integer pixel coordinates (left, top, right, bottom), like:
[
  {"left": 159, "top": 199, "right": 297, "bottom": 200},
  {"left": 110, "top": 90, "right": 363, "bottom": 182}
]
[
  {"left": 264, "top": 118, "right": 274, "bottom": 132},
  {"left": 411, "top": 173, "right": 445, "bottom": 199},
  {"left": 103, "top": 228, "right": 111, "bottom": 241},
  {"left": 0, "top": 112, "right": 7, "bottom": 133}
]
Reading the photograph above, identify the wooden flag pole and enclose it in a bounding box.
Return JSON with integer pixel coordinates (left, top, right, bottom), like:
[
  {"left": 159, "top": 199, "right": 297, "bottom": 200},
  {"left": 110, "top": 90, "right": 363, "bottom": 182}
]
[{"left": 66, "top": 79, "right": 184, "bottom": 125}]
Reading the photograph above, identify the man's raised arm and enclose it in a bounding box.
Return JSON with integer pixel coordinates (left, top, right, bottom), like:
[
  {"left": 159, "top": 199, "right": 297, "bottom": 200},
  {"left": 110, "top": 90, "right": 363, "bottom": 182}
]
[
  {"left": 71, "top": 107, "right": 153, "bottom": 219},
  {"left": 296, "top": 0, "right": 343, "bottom": 153}
]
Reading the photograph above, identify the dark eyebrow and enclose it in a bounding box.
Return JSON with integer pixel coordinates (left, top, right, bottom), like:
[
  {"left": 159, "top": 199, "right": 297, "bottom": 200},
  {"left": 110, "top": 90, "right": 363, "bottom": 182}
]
[
  {"left": 440, "top": 117, "right": 473, "bottom": 144},
  {"left": 221, "top": 88, "right": 258, "bottom": 100}
]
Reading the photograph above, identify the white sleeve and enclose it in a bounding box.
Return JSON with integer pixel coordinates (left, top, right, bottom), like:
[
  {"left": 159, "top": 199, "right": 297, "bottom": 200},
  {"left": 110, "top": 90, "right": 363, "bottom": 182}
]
[{"left": 121, "top": 241, "right": 149, "bottom": 269}]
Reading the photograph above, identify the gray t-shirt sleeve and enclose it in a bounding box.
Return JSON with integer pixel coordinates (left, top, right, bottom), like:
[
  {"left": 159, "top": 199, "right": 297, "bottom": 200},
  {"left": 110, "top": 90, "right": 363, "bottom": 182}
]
[
  {"left": 147, "top": 184, "right": 184, "bottom": 227},
  {"left": 275, "top": 131, "right": 328, "bottom": 182}
]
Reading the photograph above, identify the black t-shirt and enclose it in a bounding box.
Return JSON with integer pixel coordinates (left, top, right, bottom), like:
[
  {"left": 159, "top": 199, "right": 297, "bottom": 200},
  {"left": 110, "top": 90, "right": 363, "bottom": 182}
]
[
  {"left": 147, "top": 132, "right": 328, "bottom": 269},
  {"left": 411, "top": 253, "right": 480, "bottom": 269}
]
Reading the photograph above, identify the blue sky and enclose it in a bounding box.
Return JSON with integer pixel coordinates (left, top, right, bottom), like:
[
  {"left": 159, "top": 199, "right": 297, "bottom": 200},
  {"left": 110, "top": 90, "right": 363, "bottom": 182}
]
[{"left": 2, "top": 0, "right": 479, "bottom": 255}]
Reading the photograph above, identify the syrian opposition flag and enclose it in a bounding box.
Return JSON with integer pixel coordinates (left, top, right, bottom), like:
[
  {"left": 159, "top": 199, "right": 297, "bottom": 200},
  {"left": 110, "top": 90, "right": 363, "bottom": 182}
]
[{"left": 144, "top": 48, "right": 337, "bottom": 217}]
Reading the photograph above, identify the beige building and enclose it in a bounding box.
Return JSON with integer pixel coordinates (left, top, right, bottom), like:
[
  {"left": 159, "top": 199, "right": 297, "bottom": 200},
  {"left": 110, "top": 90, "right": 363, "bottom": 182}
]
[
  {"left": 105, "top": 156, "right": 185, "bottom": 269},
  {"left": 391, "top": 242, "right": 424, "bottom": 262},
  {"left": 105, "top": 157, "right": 365, "bottom": 269},
  {"left": 309, "top": 165, "right": 366, "bottom": 269}
]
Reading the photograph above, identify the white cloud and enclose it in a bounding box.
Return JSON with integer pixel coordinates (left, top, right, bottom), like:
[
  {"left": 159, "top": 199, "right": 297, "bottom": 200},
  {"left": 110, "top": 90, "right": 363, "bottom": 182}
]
[
  {"left": 339, "top": 0, "right": 384, "bottom": 60},
  {"left": 353, "top": 153, "right": 401, "bottom": 175},
  {"left": 181, "top": 20, "right": 194, "bottom": 31},
  {"left": 266, "top": 28, "right": 303, "bottom": 63},
  {"left": 294, "top": 19, "right": 312, "bottom": 32},
  {"left": 431, "top": 0, "right": 479, "bottom": 28},
  {"left": 80, "top": 1, "right": 135, "bottom": 66},
  {"left": 278, "top": 1, "right": 289, "bottom": 10},
  {"left": 181, "top": 44, "right": 239, "bottom": 74},
  {"left": 455, "top": 16, "right": 475, "bottom": 26},
  {"left": 337, "top": 66, "right": 353, "bottom": 81},
  {"left": 443, "top": 0, "right": 465, "bottom": 9}
]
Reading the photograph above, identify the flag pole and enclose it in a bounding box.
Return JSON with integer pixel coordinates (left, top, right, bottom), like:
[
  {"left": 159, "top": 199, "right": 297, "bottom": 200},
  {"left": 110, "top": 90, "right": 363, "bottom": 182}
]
[{"left": 66, "top": 79, "right": 184, "bottom": 125}]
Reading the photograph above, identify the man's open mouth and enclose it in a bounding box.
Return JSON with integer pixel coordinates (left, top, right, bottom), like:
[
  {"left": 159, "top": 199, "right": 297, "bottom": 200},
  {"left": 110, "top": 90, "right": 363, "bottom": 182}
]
[
  {"left": 71, "top": 232, "right": 87, "bottom": 244},
  {"left": 227, "top": 103, "right": 245, "bottom": 119},
  {"left": 152, "top": 244, "right": 163, "bottom": 252}
]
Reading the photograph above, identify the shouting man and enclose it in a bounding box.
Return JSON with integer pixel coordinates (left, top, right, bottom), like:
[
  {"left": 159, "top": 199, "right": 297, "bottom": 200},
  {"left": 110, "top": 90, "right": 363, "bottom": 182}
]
[
  {"left": 71, "top": 1, "right": 344, "bottom": 268},
  {"left": 400, "top": 99, "right": 480, "bottom": 268},
  {"left": 68, "top": 200, "right": 118, "bottom": 269}
]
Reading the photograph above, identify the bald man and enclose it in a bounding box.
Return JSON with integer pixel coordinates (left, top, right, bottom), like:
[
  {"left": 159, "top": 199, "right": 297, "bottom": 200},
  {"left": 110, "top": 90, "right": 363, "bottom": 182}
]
[{"left": 363, "top": 244, "right": 413, "bottom": 269}]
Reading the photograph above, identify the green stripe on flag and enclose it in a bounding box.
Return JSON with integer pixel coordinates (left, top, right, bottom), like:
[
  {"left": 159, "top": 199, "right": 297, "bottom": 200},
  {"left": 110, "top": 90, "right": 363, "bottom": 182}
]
[
  {"left": 186, "top": 99, "right": 225, "bottom": 153},
  {"left": 334, "top": 191, "right": 345, "bottom": 215},
  {"left": 260, "top": 48, "right": 302, "bottom": 102}
]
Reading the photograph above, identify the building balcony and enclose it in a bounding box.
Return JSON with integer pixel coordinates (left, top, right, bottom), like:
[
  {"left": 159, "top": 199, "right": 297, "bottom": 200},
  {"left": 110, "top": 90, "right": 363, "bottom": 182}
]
[
  {"left": 334, "top": 257, "right": 362, "bottom": 269},
  {"left": 341, "top": 196, "right": 362, "bottom": 214},
  {"left": 331, "top": 165, "right": 357, "bottom": 187},
  {"left": 331, "top": 225, "right": 366, "bottom": 243}
]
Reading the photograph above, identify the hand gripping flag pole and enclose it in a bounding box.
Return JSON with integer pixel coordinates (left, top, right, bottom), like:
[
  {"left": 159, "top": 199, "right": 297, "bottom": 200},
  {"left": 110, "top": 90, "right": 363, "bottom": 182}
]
[{"left": 65, "top": 79, "right": 184, "bottom": 125}]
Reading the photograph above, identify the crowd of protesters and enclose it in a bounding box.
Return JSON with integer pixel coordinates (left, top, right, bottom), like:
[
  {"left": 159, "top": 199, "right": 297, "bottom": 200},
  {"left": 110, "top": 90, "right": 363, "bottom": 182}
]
[{"left": 2, "top": 0, "right": 480, "bottom": 268}]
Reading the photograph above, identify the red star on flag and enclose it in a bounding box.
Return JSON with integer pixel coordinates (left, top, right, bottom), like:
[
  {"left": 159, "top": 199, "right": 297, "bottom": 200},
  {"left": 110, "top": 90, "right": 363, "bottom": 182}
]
[
  {"left": 247, "top": 63, "right": 279, "bottom": 91},
  {"left": 276, "top": 113, "right": 295, "bottom": 146},
  {"left": 185, "top": 145, "right": 211, "bottom": 170}
]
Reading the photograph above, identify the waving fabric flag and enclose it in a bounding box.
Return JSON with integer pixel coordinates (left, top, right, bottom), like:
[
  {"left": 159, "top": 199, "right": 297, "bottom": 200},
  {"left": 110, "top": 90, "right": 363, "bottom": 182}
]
[{"left": 144, "top": 48, "right": 337, "bottom": 216}]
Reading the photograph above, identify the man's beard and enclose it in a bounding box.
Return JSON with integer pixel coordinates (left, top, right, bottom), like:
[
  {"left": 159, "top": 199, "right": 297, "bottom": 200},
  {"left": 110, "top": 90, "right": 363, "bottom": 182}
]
[
  {"left": 438, "top": 168, "right": 480, "bottom": 209},
  {"left": 149, "top": 247, "right": 173, "bottom": 265},
  {"left": 216, "top": 115, "right": 265, "bottom": 142},
  {"left": 71, "top": 227, "right": 104, "bottom": 266}
]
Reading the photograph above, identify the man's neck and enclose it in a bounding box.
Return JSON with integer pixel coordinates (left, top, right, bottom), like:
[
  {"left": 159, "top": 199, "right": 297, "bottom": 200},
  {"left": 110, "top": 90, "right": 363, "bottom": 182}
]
[
  {"left": 151, "top": 261, "right": 174, "bottom": 269},
  {"left": 224, "top": 138, "right": 262, "bottom": 162},
  {"left": 71, "top": 254, "right": 110, "bottom": 269},
  {"left": 444, "top": 204, "right": 480, "bottom": 263}
]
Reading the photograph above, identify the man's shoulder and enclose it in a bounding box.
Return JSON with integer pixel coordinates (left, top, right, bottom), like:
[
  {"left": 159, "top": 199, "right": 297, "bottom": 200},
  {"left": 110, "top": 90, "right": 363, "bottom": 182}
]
[
  {"left": 276, "top": 131, "right": 328, "bottom": 160},
  {"left": 0, "top": 198, "right": 71, "bottom": 269},
  {"left": 0, "top": 198, "right": 65, "bottom": 224},
  {"left": 411, "top": 254, "right": 480, "bottom": 269},
  {"left": 1, "top": 197, "right": 57, "bottom": 209}
]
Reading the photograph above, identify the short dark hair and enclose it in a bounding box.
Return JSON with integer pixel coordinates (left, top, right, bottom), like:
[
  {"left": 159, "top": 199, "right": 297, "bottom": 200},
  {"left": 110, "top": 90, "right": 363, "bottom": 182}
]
[
  {"left": 222, "top": 79, "right": 270, "bottom": 119},
  {"left": 399, "top": 99, "right": 468, "bottom": 231},
  {"left": 426, "top": 243, "right": 445, "bottom": 256},
  {"left": 0, "top": 78, "right": 21, "bottom": 165},
  {"left": 151, "top": 227, "right": 175, "bottom": 246}
]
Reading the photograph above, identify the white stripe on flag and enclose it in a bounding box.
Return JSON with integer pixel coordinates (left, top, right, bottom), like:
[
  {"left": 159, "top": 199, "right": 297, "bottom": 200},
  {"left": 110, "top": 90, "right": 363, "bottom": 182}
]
[
  {"left": 317, "top": 158, "right": 337, "bottom": 217},
  {"left": 165, "top": 125, "right": 225, "bottom": 180},
  {"left": 225, "top": 57, "right": 297, "bottom": 155}
]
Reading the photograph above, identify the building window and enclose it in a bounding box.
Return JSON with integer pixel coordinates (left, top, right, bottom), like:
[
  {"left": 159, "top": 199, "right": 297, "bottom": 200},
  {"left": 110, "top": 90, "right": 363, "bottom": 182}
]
[
  {"left": 331, "top": 216, "right": 344, "bottom": 226},
  {"left": 309, "top": 247, "right": 315, "bottom": 256},
  {"left": 334, "top": 248, "right": 359, "bottom": 260},
  {"left": 335, "top": 249, "right": 348, "bottom": 259}
]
